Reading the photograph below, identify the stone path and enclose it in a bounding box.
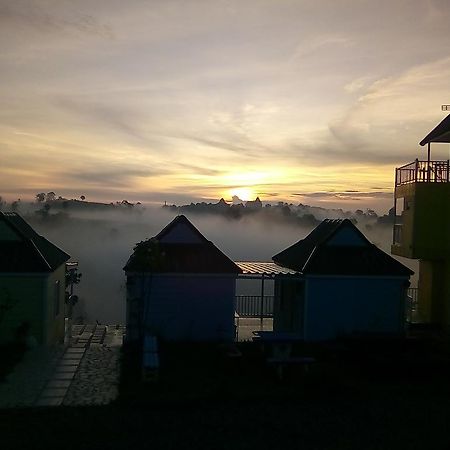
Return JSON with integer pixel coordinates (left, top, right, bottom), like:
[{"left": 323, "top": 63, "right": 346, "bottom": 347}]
[
  {"left": 0, "top": 324, "right": 125, "bottom": 408},
  {"left": 63, "top": 326, "right": 123, "bottom": 406},
  {"left": 0, "top": 345, "right": 65, "bottom": 408}
]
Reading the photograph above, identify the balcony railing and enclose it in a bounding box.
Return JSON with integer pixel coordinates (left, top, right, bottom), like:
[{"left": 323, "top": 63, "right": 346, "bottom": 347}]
[
  {"left": 395, "top": 159, "right": 449, "bottom": 186},
  {"left": 235, "top": 295, "right": 274, "bottom": 318},
  {"left": 236, "top": 290, "right": 421, "bottom": 324},
  {"left": 406, "top": 287, "right": 419, "bottom": 323}
]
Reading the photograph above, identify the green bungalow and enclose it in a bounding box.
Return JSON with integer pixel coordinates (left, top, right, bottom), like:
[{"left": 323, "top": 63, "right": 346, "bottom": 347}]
[{"left": 0, "top": 212, "right": 70, "bottom": 345}]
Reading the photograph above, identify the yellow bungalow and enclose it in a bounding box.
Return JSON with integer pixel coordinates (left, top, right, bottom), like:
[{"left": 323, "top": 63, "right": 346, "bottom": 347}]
[
  {"left": 391, "top": 115, "right": 450, "bottom": 327},
  {"left": 0, "top": 212, "right": 70, "bottom": 346}
]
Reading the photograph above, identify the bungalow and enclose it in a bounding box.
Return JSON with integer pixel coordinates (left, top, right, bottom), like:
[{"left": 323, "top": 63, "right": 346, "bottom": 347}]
[
  {"left": 0, "top": 212, "right": 70, "bottom": 345},
  {"left": 272, "top": 219, "right": 413, "bottom": 341},
  {"left": 123, "top": 215, "right": 242, "bottom": 342}
]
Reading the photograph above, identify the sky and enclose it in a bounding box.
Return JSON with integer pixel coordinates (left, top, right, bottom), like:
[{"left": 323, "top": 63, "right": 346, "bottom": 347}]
[{"left": 1, "top": 0, "right": 450, "bottom": 213}]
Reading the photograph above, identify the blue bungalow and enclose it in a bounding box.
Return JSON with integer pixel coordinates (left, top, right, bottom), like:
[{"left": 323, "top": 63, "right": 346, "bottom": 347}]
[
  {"left": 272, "top": 219, "right": 413, "bottom": 341},
  {"left": 124, "top": 215, "right": 242, "bottom": 342}
]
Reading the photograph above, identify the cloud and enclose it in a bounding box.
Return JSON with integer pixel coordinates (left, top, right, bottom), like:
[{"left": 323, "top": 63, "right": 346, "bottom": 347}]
[
  {"left": 181, "top": 135, "right": 263, "bottom": 159},
  {"left": 54, "top": 97, "right": 155, "bottom": 145},
  {"left": 175, "top": 163, "right": 223, "bottom": 176},
  {"left": 0, "top": 1, "right": 114, "bottom": 39},
  {"left": 63, "top": 166, "right": 167, "bottom": 188},
  {"left": 294, "top": 191, "right": 393, "bottom": 201},
  {"left": 344, "top": 76, "right": 372, "bottom": 93},
  {"left": 280, "top": 57, "right": 450, "bottom": 168},
  {"left": 289, "top": 34, "right": 354, "bottom": 64}
]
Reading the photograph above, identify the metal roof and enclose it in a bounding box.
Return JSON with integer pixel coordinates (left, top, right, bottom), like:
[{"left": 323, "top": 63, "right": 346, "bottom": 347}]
[
  {"left": 124, "top": 215, "right": 241, "bottom": 274},
  {"left": 420, "top": 114, "right": 450, "bottom": 146},
  {"left": 0, "top": 212, "right": 70, "bottom": 272},
  {"left": 235, "top": 261, "right": 299, "bottom": 275},
  {"left": 273, "top": 219, "right": 413, "bottom": 277}
]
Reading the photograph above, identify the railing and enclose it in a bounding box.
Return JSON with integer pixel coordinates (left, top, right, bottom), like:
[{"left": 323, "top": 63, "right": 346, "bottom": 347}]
[
  {"left": 406, "top": 287, "right": 419, "bottom": 323},
  {"left": 396, "top": 159, "right": 449, "bottom": 186},
  {"left": 237, "top": 290, "right": 421, "bottom": 324},
  {"left": 235, "top": 295, "right": 274, "bottom": 318}
]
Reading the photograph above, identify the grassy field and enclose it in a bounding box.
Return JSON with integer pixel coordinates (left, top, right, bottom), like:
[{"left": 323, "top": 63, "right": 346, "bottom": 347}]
[{"left": 2, "top": 338, "right": 450, "bottom": 449}]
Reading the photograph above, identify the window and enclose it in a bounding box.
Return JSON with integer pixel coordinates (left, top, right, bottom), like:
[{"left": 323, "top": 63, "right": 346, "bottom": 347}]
[{"left": 54, "top": 280, "right": 60, "bottom": 317}]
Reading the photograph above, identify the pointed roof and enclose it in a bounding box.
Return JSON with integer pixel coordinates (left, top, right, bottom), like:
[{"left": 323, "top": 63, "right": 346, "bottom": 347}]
[
  {"left": 0, "top": 212, "right": 70, "bottom": 272},
  {"left": 273, "top": 219, "right": 413, "bottom": 276},
  {"left": 124, "top": 215, "right": 242, "bottom": 274},
  {"left": 420, "top": 114, "right": 450, "bottom": 146}
]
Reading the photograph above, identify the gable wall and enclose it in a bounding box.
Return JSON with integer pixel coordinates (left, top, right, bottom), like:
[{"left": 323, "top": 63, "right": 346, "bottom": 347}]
[
  {"left": 126, "top": 274, "right": 236, "bottom": 342},
  {"left": 44, "top": 264, "right": 66, "bottom": 345},
  {"left": 0, "top": 274, "right": 46, "bottom": 344},
  {"left": 304, "top": 276, "right": 407, "bottom": 341}
]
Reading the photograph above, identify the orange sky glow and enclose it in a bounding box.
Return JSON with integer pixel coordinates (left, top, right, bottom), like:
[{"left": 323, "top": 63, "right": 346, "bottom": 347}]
[{"left": 1, "top": 1, "right": 450, "bottom": 213}]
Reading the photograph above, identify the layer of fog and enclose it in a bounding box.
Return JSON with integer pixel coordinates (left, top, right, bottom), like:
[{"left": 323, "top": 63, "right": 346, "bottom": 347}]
[{"left": 27, "top": 207, "right": 418, "bottom": 324}]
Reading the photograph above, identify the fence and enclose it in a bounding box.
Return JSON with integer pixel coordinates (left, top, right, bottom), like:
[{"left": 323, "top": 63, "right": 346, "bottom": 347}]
[
  {"left": 235, "top": 295, "right": 274, "bottom": 318},
  {"left": 236, "top": 289, "right": 420, "bottom": 323},
  {"left": 406, "top": 287, "right": 419, "bottom": 323}
]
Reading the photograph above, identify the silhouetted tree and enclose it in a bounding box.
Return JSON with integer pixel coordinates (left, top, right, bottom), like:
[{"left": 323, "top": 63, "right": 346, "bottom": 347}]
[
  {"left": 36, "top": 193, "right": 45, "bottom": 202},
  {"left": 11, "top": 199, "right": 20, "bottom": 211},
  {"left": 46, "top": 192, "right": 56, "bottom": 202}
]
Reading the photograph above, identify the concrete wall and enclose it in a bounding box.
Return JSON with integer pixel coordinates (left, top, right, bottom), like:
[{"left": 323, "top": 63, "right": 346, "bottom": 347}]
[
  {"left": 44, "top": 264, "right": 66, "bottom": 345},
  {"left": 303, "top": 277, "right": 407, "bottom": 341},
  {"left": 0, "top": 274, "right": 45, "bottom": 344},
  {"left": 393, "top": 183, "right": 450, "bottom": 259},
  {"left": 0, "top": 265, "right": 66, "bottom": 346},
  {"left": 126, "top": 274, "right": 237, "bottom": 342}
]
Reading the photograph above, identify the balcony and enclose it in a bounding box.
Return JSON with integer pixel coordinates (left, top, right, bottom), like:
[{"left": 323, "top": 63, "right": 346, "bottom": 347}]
[
  {"left": 395, "top": 159, "right": 449, "bottom": 186},
  {"left": 393, "top": 158, "right": 450, "bottom": 258}
]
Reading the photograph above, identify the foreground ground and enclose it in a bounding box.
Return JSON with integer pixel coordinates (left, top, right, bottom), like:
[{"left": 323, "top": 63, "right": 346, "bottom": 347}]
[
  {"left": 1, "top": 381, "right": 449, "bottom": 450},
  {"left": 2, "top": 336, "right": 450, "bottom": 449}
]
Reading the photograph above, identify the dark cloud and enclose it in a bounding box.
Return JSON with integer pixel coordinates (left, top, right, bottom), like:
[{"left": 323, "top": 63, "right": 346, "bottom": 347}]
[
  {"left": 0, "top": 1, "right": 114, "bottom": 38},
  {"left": 181, "top": 135, "right": 265, "bottom": 159},
  {"left": 258, "top": 192, "right": 279, "bottom": 197},
  {"left": 63, "top": 167, "right": 167, "bottom": 188},
  {"left": 294, "top": 191, "right": 392, "bottom": 201},
  {"left": 55, "top": 98, "right": 156, "bottom": 146},
  {"left": 175, "top": 163, "right": 223, "bottom": 176},
  {"left": 282, "top": 138, "right": 412, "bottom": 167}
]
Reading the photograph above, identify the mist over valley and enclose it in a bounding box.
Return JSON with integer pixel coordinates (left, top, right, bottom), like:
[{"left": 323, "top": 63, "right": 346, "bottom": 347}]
[{"left": 2, "top": 197, "right": 418, "bottom": 324}]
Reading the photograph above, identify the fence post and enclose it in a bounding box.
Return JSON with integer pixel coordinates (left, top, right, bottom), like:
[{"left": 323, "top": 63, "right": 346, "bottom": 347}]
[{"left": 260, "top": 275, "right": 265, "bottom": 330}]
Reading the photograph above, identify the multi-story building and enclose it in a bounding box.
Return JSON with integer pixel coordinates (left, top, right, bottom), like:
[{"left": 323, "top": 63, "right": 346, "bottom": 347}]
[{"left": 391, "top": 115, "right": 450, "bottom": 326}]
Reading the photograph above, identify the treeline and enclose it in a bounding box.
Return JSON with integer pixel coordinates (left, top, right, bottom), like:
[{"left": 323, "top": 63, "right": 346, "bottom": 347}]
[{"left": 163, "top": 197, "right": 394, "bottom": 228}]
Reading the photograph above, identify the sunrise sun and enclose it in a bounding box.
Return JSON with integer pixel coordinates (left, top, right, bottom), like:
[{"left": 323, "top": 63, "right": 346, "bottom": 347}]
[{"left": 228, "top": 187, "right": 255, "bottom": 202}]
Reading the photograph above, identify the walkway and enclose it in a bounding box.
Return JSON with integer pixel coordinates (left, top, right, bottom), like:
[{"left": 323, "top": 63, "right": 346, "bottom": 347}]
[{"left": 0, "top": 324, "right": 124, "bottom": 408}]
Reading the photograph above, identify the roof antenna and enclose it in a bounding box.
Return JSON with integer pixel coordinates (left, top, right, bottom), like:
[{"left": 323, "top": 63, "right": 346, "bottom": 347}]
[{"left": 442, "top": 105, "right": 450, "bottom": 111}]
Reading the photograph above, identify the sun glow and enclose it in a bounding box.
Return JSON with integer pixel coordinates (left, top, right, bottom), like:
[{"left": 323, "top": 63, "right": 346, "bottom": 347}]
[{"left": 228, "top": 187, "right": 255, "bottom": 202}]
